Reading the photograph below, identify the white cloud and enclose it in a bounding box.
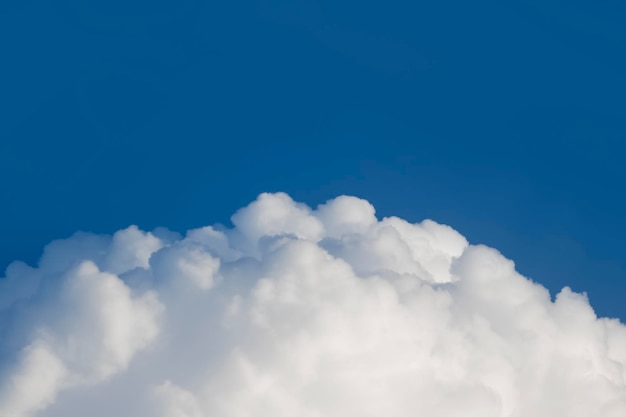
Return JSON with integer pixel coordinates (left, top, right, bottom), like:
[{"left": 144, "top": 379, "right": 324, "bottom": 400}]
[
  {"left": 0, "top": 193, "right": 624, "bottom": 417},
  {"left": 151, "top": 381, "right": 203, "bottom": 417}
]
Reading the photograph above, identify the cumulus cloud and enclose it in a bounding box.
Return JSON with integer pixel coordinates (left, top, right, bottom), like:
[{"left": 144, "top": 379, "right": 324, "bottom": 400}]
[{"left": 0, "top": 192, "right": 625, "bottom": 417}]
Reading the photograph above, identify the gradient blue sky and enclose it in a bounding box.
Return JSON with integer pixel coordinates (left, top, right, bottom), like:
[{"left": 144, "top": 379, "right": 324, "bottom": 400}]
[{"left": 1, "top": 0, "right": 625, "bottom": 319}]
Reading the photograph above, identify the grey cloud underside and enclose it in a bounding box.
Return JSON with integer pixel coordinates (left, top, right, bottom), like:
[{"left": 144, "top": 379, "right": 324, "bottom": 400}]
[{"left": 0, "top": 193, "right": 625, "bottom": 417}]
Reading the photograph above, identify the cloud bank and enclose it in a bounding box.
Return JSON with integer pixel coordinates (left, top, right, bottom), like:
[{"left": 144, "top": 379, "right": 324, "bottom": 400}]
[{"left": 0, "top": 193, "right": 625, "bottom": 417}]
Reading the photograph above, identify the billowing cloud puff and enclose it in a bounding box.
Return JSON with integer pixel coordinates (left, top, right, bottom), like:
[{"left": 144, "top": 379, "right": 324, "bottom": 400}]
[{"left": 0, "top": 193, "right": 625, "bottom": 417}]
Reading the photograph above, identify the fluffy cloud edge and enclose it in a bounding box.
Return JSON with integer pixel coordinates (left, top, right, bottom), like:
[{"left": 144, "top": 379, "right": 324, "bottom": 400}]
[{"left": 0, "top": 192, "right": 624, "bottom": 417}]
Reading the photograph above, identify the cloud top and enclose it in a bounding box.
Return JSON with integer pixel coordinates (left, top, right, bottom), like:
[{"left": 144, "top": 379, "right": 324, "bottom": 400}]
[{"left": 1, "top": 193, "right": 625, "bottom": 417}]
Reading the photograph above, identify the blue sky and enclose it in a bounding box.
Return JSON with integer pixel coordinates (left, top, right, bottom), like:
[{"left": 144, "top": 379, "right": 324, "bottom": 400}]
[{"left": 1, "top": 0, "right": 625, "bottom": 320}]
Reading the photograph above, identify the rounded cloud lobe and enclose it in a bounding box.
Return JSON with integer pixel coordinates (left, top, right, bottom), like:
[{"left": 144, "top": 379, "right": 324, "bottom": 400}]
[{"left": 0, "top": 193, "right": 625, "bottom": 417}]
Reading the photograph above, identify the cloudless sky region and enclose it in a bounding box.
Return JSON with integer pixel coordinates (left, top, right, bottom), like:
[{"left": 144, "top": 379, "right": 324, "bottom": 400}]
[{"left": 1, "top": 0, "right": 625, "bottom": 319}]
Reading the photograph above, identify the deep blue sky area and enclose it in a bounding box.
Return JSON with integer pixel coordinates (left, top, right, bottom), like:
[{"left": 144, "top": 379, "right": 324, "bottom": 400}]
[{"left": 1, "top": 1, "right": 625, "bottom": 319}]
